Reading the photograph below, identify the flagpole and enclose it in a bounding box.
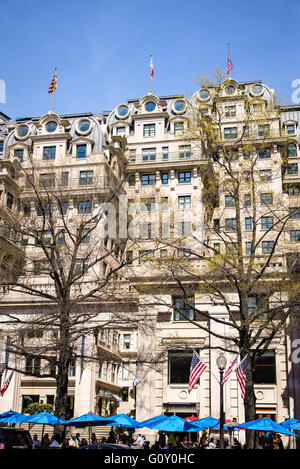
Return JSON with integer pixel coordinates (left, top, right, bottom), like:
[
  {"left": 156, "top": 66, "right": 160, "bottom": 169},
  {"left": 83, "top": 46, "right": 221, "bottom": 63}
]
[
  {"left": 228, "top": 42, "right": 231, "bottom": 79},
  {"left": 150, "top": 54, "right": 152, "bottom": 95}
]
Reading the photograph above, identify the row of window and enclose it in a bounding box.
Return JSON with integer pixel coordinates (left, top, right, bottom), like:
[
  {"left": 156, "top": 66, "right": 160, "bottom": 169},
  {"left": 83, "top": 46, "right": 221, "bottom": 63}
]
[
  {"left": 129, "top": 145, "right": 191, "bottom": 162},
  {"left": 225, "top": 193, "right": 274, "bottom": 207},
  {"left": 29, "top": 170, "right": 95, "bottom": 189}
]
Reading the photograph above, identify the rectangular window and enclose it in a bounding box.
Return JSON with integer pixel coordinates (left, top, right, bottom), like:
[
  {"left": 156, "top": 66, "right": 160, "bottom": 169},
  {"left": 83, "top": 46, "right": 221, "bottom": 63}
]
[
  {"left": 225, "top": 218, "right": 237, "bottom": 231},
  {"left": 162, "top": 147, "right": 169, "bottom": 160},
  {"left": 246, "top": 242, "right": 252, "bottom": 255},
  {"left": 0, "top": 141, "right": 3, "bottom": 153},
  {"left": 141, "top": 197, "right": 155, "bottom": 211},
  {"left": 57, "top": 230, "right": 65, "bottom": 245},
  {"left": 245, "top": 217, "right": 252, "bottom": 230},
  {"left": 174, "top": 122, "right": 184, "bottom": 135},
  {"left": 116, "top": 127, "right": 125, "bottom": 135},
  {"left": 6, "top": 192, "right": 13, "bottom": 210},
  {"left": 258, "top": 124, "right": 270, "bottom": 137},
  {"left": 178, "top": 195, "right": 191, "bottom": 210},
  {"left": 139, "top": 249, "right": 154, "bottom": 261},
  {"left": 244, "top": 194, "right": 251, "bottom": 206},
  {"left": 61, "top": 202, "right": 67, "bottom": 216},
  {"left": 213, "top": 219, "right": 220, "bottom": 232},
  {"left": 61, "top": 172, "right": 69, "bottom": 187},
  {"left": 128, "top": 175, "right": 135, "bottom": 186},
  {"left": 142, "top": 148, "right": 156, "bottom": 161},
  {"left": 161, "top": 197, "right": 168, "bottom": 210},
  {"left": 129, "top": 149, "right": 136, "bottom": 162},
  {"left": 290, "top": 230, "right": 300, "bottom": 242},
  {"left": 173, "top": 297, "right": 195, "bottom": 321},
  {"left": 78, "top": 200, "right": 92, "bottom": 214},
  {"left": 289, "top": 207, "right": 300, "bottom": 219},
  {"left": 260, "top": 169, "right": 272, "bottom": 181},
  {"left": 123, "top": 334, "right": 131, "bottom": 350},
  {"left": 141, "top": 174, "right": 156, "bottom": 185},
  {"left": 75, "top": 259, "right": 89, "bottom": 273},
  {"left": 253, "top": 351, "right": 276, "bottom": 385},
  {"left": 178, "top": 171, "right": 191, "bottom": 183},
  {"left": 260, "top": 193, "right": 273, "bottom": 206},
  {"left": 288, "top": 143, "right": 297, "bottom": 157},
  {"left": 225, "top": 105, "right": 236, "bottom": 117},
  {"left": 168, "top": 350, "right": 194, "bottom": 384},
  {"left": 225, "top": 195, "right": 235, "bottom": 207},
  {"left": 261, "top": 217, "right": 273, "bottom": 230},
  {"left": 258, "top": 148, "right": 271, "bottom": 159},
  {"left": 226, "top": 242, "right": 238, "bottom": 255},
  {"left": 288, "top": 186, "right": 300, "bottom": 196},
  {"left": 76, "top": 144, "right": 87, "bottom": 159},
  {"left": 43, "top": 146, "right": 56, "bottom": 160},
  {"left": 224, "top": 127, "right": 237, "bottom": 139},
  {"left": 25, "top": 357, "right": 41, "bottom": 375},
  {"left": 161, "top": 173, "right": 169, "bottom": 185},
  {"left": 286, "top": 124, "right": 295, "bottom": 135},
  {"left": 39, "top": 173, "right": 55, "bottom": 189},
  {"left": 15, "top": 149, "right": 24, "bottom": 162},
  {"left": 262, "top": 241, "right": 274, "bottom": 253},
  {"left": 79, "top": 170, "right": 93, "bottom": 186},
  {"left": 122, "top": 363, "right": 130, "bottom": 380},
  {"left": 179, "top": 145, "right": 191, "bottom": 159},
  {"left": 247, "top": 295, "right": 269, "bottom": 316},
  {"left": 143, "top": 124, "right": 155, "bottom": 137},
  {"left": 287, "top": 163, "right": 298, "bottom": 175}
]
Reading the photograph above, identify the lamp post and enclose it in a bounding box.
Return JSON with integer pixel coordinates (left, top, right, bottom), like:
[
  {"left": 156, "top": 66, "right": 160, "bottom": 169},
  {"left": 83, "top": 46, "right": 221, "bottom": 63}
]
[{"left": 217, "top": 352, "right": 227, "bottom": 449}]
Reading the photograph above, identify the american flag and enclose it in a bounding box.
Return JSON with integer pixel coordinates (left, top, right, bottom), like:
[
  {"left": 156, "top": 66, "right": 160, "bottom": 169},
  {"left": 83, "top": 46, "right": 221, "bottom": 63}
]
[
  {"left": 48, "top": 68, "right": 57, "bottom": 94},
  {"left": 236, "top": 356, "right": 247, "bottom": 399},
  {"left": 0, "top": 370, "right": 14, "bottom": 396},
  {"left": 227, "top": 58, "right": 233, "bottom": 75},
  {"left": 222, "top": 352, "right": 240, "bottom": 385},
  {"left": 188, "top": 350, "right": 207, "bottom": 393},
  {"left": 150, "top": 55, "right": 154, "bottom": 79}
]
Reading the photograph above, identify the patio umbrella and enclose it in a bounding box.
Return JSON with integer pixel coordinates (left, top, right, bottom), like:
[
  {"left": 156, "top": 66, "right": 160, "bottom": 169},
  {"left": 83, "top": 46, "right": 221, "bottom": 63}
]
[
  {"left": 23, "top": 412, "right": 68, "bottom": 426},
  {"left": 234, "top": 417, "right": 298, "bottom": 436},
  {"left": 23, "top": 412, "right": 68, "bottom": 439},
  {"left": 65, "top": 412, "right": 115, "bottom": 442},
  {"left": 192, "top": 416, "right": 219, "bottom": 429},
  {"left": 140, "top": 415, "right": 204, "bottom": 432},
  {"left": 279, "top": 418, "right": 300, "bottom": 430},
  {"left": 183, "top": 416, "right": 199, "bottom": 421},
  {"left": 0, "top": 410, "right": 28, "bottom": 424},
  {"left": 103, "top": 413, "right": 142, "bottom": 428},
  {"left": 139, "top": 415, "right": 170, "bottom": 429}
]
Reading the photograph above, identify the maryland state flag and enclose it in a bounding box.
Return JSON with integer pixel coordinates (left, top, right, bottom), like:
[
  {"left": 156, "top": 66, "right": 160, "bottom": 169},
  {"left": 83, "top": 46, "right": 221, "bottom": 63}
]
[{"left": 48, "top": 67, "right": 57, "bottom": 94}]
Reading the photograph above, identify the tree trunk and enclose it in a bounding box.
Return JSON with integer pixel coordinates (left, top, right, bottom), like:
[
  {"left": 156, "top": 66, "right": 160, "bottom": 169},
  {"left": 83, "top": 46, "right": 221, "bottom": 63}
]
[{"left": 244, "top": 355, "right": 257, "bottom": 449}]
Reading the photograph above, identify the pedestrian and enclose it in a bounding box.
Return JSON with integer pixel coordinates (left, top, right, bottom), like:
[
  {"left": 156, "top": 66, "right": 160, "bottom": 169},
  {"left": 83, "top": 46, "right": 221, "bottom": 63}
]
[
  {"left": 41, "top": 433, "right": 51, "bottom": 449},
  {"left": 233, "top": 437, "right": 241, "bottom": 449},
  {"left": 276, "top": 434, "right": 284, "bottom": 450},
  {"left": 158, "top": 431, "right": 167, "bottom": 448},
  {"left": 49, "top": 435, "right": 60, "bottom": 448},
  {"left": 90, "top": 432, "right": 97, "bottom": 444},
  {"left": 134, "top": 433, "right": 144, "bottom": 448},
  {"left": 32, "top": 434, "right": 41, "bottom": 448},
  {"left": 208, "top": 438, "right": 216, "bottom": 449},
  {"left": 69, "top": 435, "right": 79, "bottom": 448}
]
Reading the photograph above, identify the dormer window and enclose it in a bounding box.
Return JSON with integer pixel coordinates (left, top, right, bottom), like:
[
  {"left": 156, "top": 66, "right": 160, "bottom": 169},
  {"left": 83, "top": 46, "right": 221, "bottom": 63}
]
[
  {"left": 143, "top": 124, "right": 155, "bottom": 137},
  {"left": 76, "top": 144, "right": 87, "bottom": 159},
  {"left": 15, "top": 149, "right": 24, "bottom": 162},
  {"left": 45, "top": 121, "right": 57, "bottom": 133},
  {"left": 15, "top": 124, "right": 29, "bottom": 139},
  {"left": 0, "top": 141, "right": 3, "bottom": 154},
  {"left": 174, "top": 121, "right": 184, "bottom": 135},
  {"left": 286, "top": 124, "right": 296, "bottom": 135},
  {"left": 225, "top": 85, "right": 236, "bottom": 95},
  {"left": 77, "top": 119, "right": 92, "bottom": 135},
  {"left": 116, "top": 126, "right": 126, "bottom": 135}
]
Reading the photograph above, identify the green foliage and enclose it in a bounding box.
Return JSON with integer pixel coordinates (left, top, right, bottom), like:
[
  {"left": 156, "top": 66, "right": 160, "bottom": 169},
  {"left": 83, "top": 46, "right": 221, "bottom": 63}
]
[{"left": 24, "top": 402, "right": 53, "bottom": 415}]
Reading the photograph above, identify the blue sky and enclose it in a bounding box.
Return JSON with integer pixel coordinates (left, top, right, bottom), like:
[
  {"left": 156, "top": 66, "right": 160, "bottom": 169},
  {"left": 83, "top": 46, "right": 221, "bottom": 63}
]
[{"left": 0, "top": 0, "right": 299, "bottom": 119}]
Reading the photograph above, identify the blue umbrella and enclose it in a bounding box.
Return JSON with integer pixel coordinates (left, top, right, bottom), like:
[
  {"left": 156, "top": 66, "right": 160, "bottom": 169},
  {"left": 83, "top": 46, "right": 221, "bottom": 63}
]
[
  {"left": 279, "top": 418, "right": 300, "bottom": 430},
  {"left": 139, "top": 415, "right": 170, "bottom": 429},
  {"left": 103, "top": 414, "right": 142, "bottom": 428},
  {"left": 192, "top": 417, "right": 220, "bottom": 429},
  {"left": 140, "top": 415, "right": 204, "bottom": 432},
  {"left": 0, "top": 410, "right": 28, "bottom": 423},
  {"left": 234, "top": 417, "right": 298, "bottom": 436},
  {"left": 23, "top": 412, "right": 68, "bottom": 426},
  {"left": 65, "top": 412, "right": 113, "bottom": 427}
]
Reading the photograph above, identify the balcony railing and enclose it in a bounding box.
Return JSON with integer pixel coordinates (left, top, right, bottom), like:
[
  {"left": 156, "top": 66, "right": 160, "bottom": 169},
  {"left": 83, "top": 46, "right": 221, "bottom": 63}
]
[{"left": 128, "top": 150, "right": 204, "bottom": 164}]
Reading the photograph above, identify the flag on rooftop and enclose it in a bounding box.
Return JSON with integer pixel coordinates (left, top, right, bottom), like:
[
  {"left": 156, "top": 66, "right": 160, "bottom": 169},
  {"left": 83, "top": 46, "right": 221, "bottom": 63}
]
[
  {"left": 48, "top": 68, "right": 57, "bottom": 94},
  {"left": 150, "top": 54, "right": 154, "bottom": 80}
]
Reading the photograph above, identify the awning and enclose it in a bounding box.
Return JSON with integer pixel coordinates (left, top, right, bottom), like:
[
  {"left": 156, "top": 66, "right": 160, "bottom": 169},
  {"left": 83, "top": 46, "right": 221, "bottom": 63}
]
[{"left": 98, "top": 391, "right": 122, "bottom": 402}]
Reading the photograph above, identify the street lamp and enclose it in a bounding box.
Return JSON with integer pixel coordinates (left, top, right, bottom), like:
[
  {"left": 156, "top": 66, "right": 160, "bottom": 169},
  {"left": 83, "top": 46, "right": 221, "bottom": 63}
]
[{"left": 217, "top": 352, "right": 227, "bottom": 449}]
